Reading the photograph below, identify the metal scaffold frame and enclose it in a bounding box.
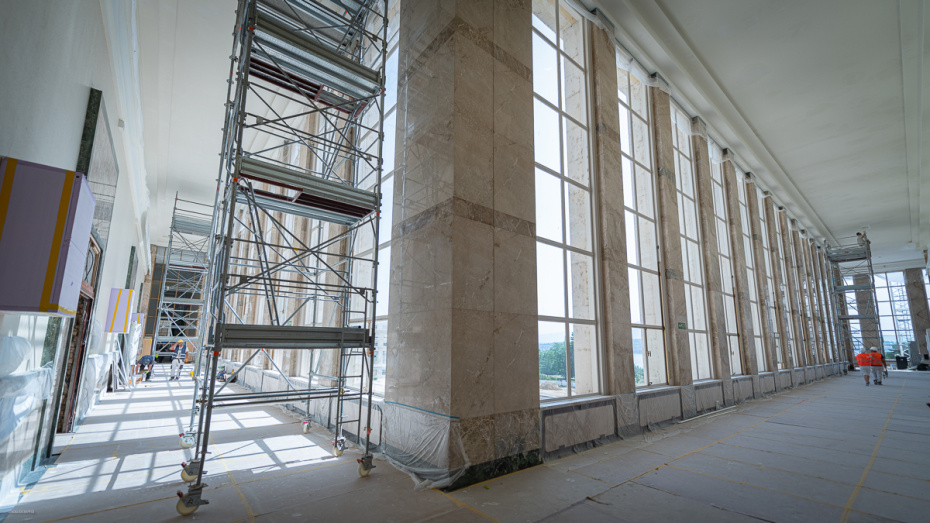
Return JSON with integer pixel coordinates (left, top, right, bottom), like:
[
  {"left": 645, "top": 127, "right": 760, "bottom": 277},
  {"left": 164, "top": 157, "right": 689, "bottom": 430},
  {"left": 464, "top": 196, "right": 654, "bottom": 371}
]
[
  {"left": 153, "top": 195, "right": 213, "bottom": 362},
  {"left": 827, "top": 234, "right": 883, "bottom": 367},
  {"left": 177, "top": 0, "right": 387, "bottom": 515}
]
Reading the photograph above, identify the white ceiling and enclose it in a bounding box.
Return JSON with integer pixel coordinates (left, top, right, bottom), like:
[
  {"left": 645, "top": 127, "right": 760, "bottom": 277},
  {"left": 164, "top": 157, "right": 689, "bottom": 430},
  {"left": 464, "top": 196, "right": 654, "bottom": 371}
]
[
  {"left": 136, "top": 0, "right": 929, "bottom": 270},
  {"left": 591, "top": 0, "right": 929, "bottom": 270}
]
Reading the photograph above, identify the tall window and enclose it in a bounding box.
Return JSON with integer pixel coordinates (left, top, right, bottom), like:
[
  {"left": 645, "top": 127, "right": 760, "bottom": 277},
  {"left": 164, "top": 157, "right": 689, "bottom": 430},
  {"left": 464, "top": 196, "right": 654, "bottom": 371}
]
[
  {"left": 736, "top": 176, "right": 765, "bottom": 371},
  {"left": 671, "top": 104, "right": 712, "bottom": 380},
  {"left": 533, "top": 0, "right": 598, "bottom": 399},
  {"left": 619, "top": 59, "right": 665, "bottom": 387},
  {"left": 756, "top": 188, "right": 783, "bottom": 368},
  {"left": 342, "top": 0, "right": 399, "bottom": 395},
  {"left": 875, "top": 272, "right": 915, "bottom": 353},
  {"left": 709, "top": 144, "right": 741, "bottom": 375}
]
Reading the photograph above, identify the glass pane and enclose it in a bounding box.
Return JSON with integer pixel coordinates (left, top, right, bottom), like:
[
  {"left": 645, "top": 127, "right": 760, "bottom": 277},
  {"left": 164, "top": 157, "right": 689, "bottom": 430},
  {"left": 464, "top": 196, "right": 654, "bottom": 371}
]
[
  {"left": 532, "top": 33, "right": 559, "bottom": 105},
  {"left": 568, "top": 252, "right": 595, "bottom": 320},
  {"left": 372, "top": 320, "right": 387, "bottom": 394},
  {"left": 632, "top": 117, "right": 651, "bottom": 169},
  {"left": 618, "top": 105, "right": 632, "bottom": 155},
  {"left": 688, "top": 240, "right": 703, "bottom": 285},
  {"left": 642, "top": 271, "right": 663, "bottom": 326},
  {"left": 566, "top": 184, "right": 591, "bottom": 251},
  {"left": 693, "top": 333, "right": 711, "bottom": 380},
  {"left": 617, "top": 68, "right": 630, "bottom": 104},
  {"left": 537, "top": 243, "right": 566, "bottom": 317},
  {"left": 632, "top": 327, "right": 646, "bottom": 386},
  {"left": 534, "top": 99, "right": 561, "bottom": 172},
  {"left": 383, "top": 110, "right": 397, "bottom": 175},
  {"left": 679, "top": 154, "right": 694, "bottom": 199},
  {"left": 635, "top": 164, "right": 654, "bottom": 219},
  {"left": 563, "top": 117, "right": 589, "bottom": 185},
  {"left": 539, "top": 320, "right": 567, "bottom": 399},
  {"left": 630, "top": 73, "right": 648, "bottom": 118},
  {"left": 558, "top": 2, "right": 584, "bottom": 65},
  {"left": 378, "top": 177, "right": 395, "bottom": 243},
  {"left": 385, "top": 50, "right": 399, "bottom": 111},
  {"left": 646, "top": 329, "right": 667, "bottom": 385},
  {"left": 535, "top": 169, "right": 563, "bottom": 242},
  {"left": 570, "top": 323, "right": 598, "bottom": 394},
  {"left": 729, "top": 335, "right": 742, "bottom": 376},
  {"left": 376, "top": 245, "right": 391, "bottom": 314},
  {"left": 622, "top": 156, "right": 634, "bottom": 209},
  {"left": 561, "top": 57, "right": 587, "bottom": 125},
  {"left": 638, "top": 216, "right": 658, "bottom": 271},
  {"left": 629, "top": 267, "right": 642, "bottom": 324},
  {"left": 532, "top": 0, "right": 557, "bottom": 42},
  {"left": 625, "top": 210, "right": 638, "bottom": 266}
]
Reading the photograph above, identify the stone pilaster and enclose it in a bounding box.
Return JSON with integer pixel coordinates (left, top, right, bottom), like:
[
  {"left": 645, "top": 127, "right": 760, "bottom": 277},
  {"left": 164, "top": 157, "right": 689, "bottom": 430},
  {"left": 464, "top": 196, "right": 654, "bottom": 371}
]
[
  {"left": 791, "top": 228, "right": 813, "bottom": 365},
  {"left": 746, "top": 181, "right": 776, "bottom": 372},
  {"left": 590, "top": 24, "right": 634, "bottom": 397},
  {"left": 853, "top": 273, "right": 882, "bottom": 351},
  {"left": 764, "top": 198, "right": 793, "bottom": 369},
  {"left": 778, "top": 212, "right": 805, "bottom": 366},
  {"left": 800, "top": 238, "right": 822, "bottom": 364},
  {"left": 691, "top": 118, "right": 731, "bottom": 383},
  {"left": 806, "top": 242, "right": 826, "bottom": 364},
  {"left": 721, "top": 153, "right": 757, "bottom": 375},
  {"left": 813, "top": 247, "right": 835, "bottom": 362},
  {"left": 904, "top": 268, "right": 929, "bottom": 357},
  {"left": 388, "top": 0, "right": 540, "bottom": 487},
  {"left": 649, "top": 86, "right": 692, "bottom": 392}
]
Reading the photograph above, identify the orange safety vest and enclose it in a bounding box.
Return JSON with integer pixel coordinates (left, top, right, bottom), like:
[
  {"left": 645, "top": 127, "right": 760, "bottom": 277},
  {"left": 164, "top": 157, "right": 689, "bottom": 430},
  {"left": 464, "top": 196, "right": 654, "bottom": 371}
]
[
  {"left": 855, "top": 353, "right": 872, "bottom": 367},
  {"left": 869, "top": 352, "right": 884, "bottom": 366}
]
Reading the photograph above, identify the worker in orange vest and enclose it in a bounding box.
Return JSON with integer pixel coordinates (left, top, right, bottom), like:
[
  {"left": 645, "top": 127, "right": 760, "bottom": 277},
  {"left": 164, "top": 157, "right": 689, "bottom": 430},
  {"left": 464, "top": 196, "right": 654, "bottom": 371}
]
[
  {"left": 868, "top": 347, "right": 885, "bottom": 385},
  {"left": 855, "top": 349, "right": 873, "bottom": 386}
]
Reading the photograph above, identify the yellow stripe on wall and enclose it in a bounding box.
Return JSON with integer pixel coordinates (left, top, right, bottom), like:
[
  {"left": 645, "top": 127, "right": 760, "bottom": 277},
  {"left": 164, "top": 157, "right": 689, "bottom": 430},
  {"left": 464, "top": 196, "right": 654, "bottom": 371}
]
[
  {"left": 110, "top": 288, "right": 123, "bottom": 332},
  {"left": 41, "top": 172, "right": 75, "bottom": 310},
  {"left": 123, "top": 290, "right": 133, "bottom": 331},
  {"left": 0, "top": 158, "right": 18, "bottom": 246}
]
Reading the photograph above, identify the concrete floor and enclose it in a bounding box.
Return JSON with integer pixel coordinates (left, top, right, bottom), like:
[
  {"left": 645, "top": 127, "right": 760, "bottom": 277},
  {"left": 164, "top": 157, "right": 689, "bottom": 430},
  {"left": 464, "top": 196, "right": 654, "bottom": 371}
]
[{"left": 4, "top": 365, "right": 930, "bottom": 523}]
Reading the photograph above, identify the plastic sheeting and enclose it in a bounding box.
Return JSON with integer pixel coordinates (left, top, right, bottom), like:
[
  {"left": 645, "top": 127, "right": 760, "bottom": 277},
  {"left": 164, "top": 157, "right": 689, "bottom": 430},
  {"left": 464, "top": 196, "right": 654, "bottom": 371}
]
[
  {"left": 74, "top": 350, "right": 118, "bottom": 424},
  {"left": 379, "top": 402, "right": 468, "bottom": 490}
]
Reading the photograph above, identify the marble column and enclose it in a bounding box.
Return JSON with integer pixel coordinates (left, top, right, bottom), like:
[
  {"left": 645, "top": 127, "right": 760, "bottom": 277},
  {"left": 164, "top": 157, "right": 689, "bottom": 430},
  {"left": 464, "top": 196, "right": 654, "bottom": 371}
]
[
  {"left": 721, "top": 153, "right": 758, "bottom": 376},
  {"left": 590, "top": 23, "right": 637, "bottom": 431},
  {"left": 854, "top": 274, "right": 882, "bottom": 351},
  {"left": 904, "top": 268, "right": 929, "bottom": 357},
  {"left": 813, "top": 247, "right": 836, "bottom": 362},
  {"left": 791, "top": 228, "right": 813, "bottom": 366},
  {"left": 746, "top": 181, "right": 776, "bottom": 373},
  {"left": 764, "top": 198, "right": 793, "bottom": 368},
  {"left": 835, "top": 265, "right": 856, "bottom": 368},
  {"left": 778, "top": 212, "right": 806, "bottom": 367},
  {"left": 650, "top": 84, "right": 694, "bottom": 415},
  {"left": 691, "top": 119, "right": 732, "bottom": 392},
  {"left": 806, "top": 242, "right": 827, "bottom": 364},
  {"left": 800, "top": 237, "right": 822, "bottom": 364},
  {"left": 387, "top": 0, "right": 540, "bottom": 487}
]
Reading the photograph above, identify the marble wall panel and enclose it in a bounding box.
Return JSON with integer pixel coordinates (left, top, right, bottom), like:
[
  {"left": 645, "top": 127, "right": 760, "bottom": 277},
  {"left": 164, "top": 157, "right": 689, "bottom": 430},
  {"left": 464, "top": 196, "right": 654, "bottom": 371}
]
[
  {"left": 543, "top": 403, "right": 615, "bottom": 453},
  {"left": 591, "top": 23, "right": 634, "bottom": 395},
  {"left": 494, "top": 0, "right": 532, "bottom": 69},
  {"left": 651, "top": 87, "right": 692, "bottom": 386},
  {"left": 904, "top": 268, "right": 930, "bottom": 356},
  {"left": 695, "top": 382, "right": 723, "bottom": 413},
  {"left": 386, "top": 307, "right": 453, "bottom": 413},
  {"left": 494, "top": 407, "right": 540, "bottom": 459},
  {"left": 692, "top": 119, "right": 731, "bottom": 380},
  {"left": 451, "top": 216, "right": 494, "bottom": 312},
  {"left": 746, "top": 182, "right": 776, "bottom": 372},
  {"left": 450, "top": 308, "right": 495, "bottom": 419},
  {"left": 721, "top": 155, "right": 756, "bottom": 375},
  {"left": 493, "top": 312, "right": 539, "bottom": 413}
]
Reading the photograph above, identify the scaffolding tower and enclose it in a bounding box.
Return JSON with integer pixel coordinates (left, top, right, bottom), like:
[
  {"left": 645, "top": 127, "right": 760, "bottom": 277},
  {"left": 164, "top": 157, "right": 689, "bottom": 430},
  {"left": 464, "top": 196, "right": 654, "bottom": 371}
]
[
  {"left": 827, "top": 235, "right": 883, "bottom": 367},
  {"left": 177, "top": 0, "right": 387, "bottom": 516},
  {"left": 153, "top": 195, "right": 213, "bottom": 363}
]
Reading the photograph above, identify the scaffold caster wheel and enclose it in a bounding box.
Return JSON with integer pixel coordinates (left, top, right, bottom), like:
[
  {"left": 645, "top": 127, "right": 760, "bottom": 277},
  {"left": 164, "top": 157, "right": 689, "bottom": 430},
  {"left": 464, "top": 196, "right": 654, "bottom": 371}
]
[
  {"left": 180, "top": 460, "right": 202, "bottom": 483},
  {"left": 176, "top": 498, "right": 198, "bottom": 516},
  {"left": 357, "top": 456, "right": 374, "bottom": 477},
  {"left": 332, "top": 438, "right": 345, "bottom": 457},
  {"left": 302, "top": 421, "right": 310, "bottom": 434},
  {"left": 179, "top": 433, "right": 195, "bottom": 449}
]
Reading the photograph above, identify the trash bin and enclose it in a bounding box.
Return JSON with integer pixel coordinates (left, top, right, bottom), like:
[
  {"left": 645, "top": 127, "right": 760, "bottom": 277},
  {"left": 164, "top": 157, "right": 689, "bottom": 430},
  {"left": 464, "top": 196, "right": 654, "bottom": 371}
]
[{"left": 895, "top": 355, "right": 908, "bottom": 370}]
